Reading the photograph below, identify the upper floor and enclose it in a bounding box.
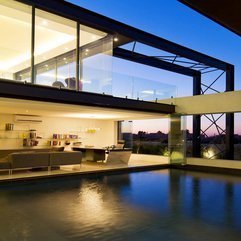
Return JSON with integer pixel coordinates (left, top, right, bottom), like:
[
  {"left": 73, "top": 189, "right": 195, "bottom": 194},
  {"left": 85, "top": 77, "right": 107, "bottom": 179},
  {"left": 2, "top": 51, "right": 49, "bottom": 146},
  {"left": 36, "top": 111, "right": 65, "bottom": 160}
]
[{"left": 0, "top": 0, "right": 234, "bottom": 115}]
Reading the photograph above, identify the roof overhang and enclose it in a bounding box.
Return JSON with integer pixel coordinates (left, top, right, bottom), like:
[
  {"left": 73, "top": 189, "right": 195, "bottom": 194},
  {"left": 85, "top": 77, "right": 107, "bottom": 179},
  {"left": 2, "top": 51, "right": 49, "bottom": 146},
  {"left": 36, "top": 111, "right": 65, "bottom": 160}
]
[
  {"left": 0, "top": 97, "right": 170, "bottom": 120},
  {"left": 179, "top": 0, "right": 241, "bottom": 37},
  {"left": 17, "top": 0, "right": 232, "bottom": 72}
]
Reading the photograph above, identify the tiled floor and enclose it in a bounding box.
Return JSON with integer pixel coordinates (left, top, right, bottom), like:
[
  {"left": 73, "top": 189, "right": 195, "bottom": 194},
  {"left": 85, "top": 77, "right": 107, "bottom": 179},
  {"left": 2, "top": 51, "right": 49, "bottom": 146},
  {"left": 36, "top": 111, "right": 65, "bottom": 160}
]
[{"left": 0, "top": 159, "right": 169, "bottom": 183}]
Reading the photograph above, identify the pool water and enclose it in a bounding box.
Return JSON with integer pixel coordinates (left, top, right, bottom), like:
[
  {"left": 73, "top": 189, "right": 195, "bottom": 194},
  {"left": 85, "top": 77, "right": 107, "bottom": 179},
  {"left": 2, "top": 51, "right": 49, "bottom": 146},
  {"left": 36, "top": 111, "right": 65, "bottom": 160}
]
[{"left": 1, "top": 169, "right": 241, "bottom": 241}]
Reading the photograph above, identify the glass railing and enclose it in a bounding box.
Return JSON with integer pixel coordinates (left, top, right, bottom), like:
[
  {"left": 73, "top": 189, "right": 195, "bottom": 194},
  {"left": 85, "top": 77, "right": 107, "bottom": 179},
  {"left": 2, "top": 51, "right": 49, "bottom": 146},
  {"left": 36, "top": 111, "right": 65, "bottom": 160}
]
[
  {"left": 112, "top": 72, "right": 177, "bottom": 101},
  {"left": 1, "top": 68, "right": 177, "bottom": 102}
]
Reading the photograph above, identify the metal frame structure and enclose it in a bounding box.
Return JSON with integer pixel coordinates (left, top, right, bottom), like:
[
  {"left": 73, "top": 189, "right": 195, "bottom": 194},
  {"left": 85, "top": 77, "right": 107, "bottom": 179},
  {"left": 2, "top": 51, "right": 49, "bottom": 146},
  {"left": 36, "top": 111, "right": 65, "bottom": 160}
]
[{"left": 1, "top": 0, "right": 235, "bottom": 158}]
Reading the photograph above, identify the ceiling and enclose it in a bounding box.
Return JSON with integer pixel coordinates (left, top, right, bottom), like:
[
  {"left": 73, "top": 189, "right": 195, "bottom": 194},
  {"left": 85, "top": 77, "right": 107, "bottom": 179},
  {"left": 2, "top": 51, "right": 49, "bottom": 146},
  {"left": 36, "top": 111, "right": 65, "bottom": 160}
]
[
  {"left": 0, "top": 2, "right": 106, "bottom": 73},
  {"left": 0, "top": 98, "right": 167, "bottom": 120},
  {"left": 179, "top": 0, "right": 241, "bottom": 36}
]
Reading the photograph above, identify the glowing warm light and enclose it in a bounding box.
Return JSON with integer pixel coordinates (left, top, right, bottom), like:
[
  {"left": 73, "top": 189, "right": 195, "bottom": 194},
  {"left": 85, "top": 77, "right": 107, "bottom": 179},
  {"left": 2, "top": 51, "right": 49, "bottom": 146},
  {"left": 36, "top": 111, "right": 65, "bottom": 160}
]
[
  {"left": 70, "top": 188, "right": 119, "bottom": 226},
  {"left": 0, "top": 35, "right": 75, "bottom": 71},
  {"left": 41, "top": 20, "right": 48, "bottom": 26},
  {"left": 35, "top": 34, "right": 75, "bottom": 57},
  {"left": 114, "top": 37, "right": 119, "bottom": 42},
  {"left": 203, "top": 147, "right": 216, "bottom": 159},
  {"left": 62, "top": 113, "right": 120, "bottom": 119},
  {"left": 40, "top": 73, "right": 66, "bottom": 80}
]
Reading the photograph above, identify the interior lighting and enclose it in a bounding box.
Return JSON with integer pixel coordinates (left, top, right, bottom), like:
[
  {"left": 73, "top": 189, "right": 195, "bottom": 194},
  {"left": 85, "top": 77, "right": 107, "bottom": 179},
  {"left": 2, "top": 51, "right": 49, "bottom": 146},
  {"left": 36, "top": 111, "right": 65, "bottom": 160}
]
[
  {"left": 41, "top": 73, "right": 66, "bottom": 80},
  {"left": 0, "top": 32, "right": 74, "bottom": 71},
  {"left": 114, "top": 37, "right": 119, "bottom": 42},
  {"left": 41, "top": 20, "right": 48, "bottom": 26}
]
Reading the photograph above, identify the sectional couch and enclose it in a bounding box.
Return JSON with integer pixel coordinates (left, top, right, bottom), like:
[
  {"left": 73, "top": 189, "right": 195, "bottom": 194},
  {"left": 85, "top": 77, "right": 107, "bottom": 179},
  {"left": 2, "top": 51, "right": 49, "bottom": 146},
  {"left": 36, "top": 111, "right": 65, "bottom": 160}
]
[{"left": 0, "top": 149, "right": 82, "bottom": 175}]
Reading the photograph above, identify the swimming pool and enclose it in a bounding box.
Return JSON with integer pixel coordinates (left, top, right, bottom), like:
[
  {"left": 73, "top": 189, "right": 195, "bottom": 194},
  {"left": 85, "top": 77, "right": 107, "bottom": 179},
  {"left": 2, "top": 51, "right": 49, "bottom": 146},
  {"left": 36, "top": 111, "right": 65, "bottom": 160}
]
[{"left": 1, "top": 169, "right": 241, "bottom": 241}]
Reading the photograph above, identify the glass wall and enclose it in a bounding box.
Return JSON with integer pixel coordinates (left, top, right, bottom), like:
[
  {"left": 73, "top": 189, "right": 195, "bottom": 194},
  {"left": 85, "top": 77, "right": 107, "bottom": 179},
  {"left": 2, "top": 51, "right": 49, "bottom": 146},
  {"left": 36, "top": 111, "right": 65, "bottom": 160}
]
[
  {"left": 169, "top": 115, "right": 186, "bottom": 164},
  {"left": 118, "top": 121, "right": 133, "bottom": 149},
  {"left": 80, "top": 34, "right": 113, "bottom": 94},
  {"left": 0, "top": 0, "right": 31, "bottom": 81},
  {"left": 0, "top": 0, "right": 111, "bottom": 92},
  {"left": 34, "top": 9, "right": 76, "bottom": 88},
  {"left": 112, "top": 72, "right": 177, "bottom": 101},
  {"left": 0, "top": 0, "right": 174, "bottom": 100}
]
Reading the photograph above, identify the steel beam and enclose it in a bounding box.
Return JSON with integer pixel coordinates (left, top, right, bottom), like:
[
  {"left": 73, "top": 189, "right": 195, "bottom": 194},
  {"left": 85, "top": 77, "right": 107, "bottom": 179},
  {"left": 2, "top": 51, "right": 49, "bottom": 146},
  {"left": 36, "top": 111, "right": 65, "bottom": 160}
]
[
  {"left": 192, "top": 73, "right": 201, "bottom": 157},
  {"left": 193, "top": 115, "right": 201, "bottom": 157},
  {"left": 114, "top": 48, "right": 199, "bottom": 77},
  {"left": 225, "top": 64, "right": 235, "bottom": 159},
  {"left": 17, "top": 0, "right": 231, "bottom": 71}
]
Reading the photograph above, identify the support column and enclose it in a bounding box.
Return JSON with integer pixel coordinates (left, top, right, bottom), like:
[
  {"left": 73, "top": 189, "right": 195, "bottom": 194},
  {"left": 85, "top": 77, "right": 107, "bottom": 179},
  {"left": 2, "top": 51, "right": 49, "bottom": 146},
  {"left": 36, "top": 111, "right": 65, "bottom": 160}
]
[
  {"left": 169, "top": 114, "right": 186, "bottom": 164},
  {"left": 31, "top": 6, "right": 35, "bottom": 83},
  {"left": 225, "top": 64, "right": 234, "bottom": 159},
  {"left": 193, "top": 115, "right": 201, "bottom": 157},
  {"left": 192, "top": 73, "right": 201, "bottom": 157}
]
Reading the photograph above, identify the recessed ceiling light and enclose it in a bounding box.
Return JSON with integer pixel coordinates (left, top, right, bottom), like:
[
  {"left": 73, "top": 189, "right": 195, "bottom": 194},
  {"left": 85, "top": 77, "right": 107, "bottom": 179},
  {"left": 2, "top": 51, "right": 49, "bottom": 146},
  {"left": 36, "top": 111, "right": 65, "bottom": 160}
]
[
  {"left": 63, "top": 57, "right": 66, "bottom": 61},
  {"left": 85, "top": 49, "right": 89, "bottom": 52},
  {"left": 114, "top": 37, "right": 119, "bottom": 42},
  {"left": 41, "top": 20, "right": 48, "bottom": 26}
]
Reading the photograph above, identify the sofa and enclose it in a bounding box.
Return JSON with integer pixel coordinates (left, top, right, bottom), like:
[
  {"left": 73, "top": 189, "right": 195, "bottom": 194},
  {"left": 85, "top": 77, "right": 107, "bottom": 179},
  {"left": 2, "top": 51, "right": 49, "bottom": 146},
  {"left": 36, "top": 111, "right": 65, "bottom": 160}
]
[{"left": 0, "top": 150, "right": 82, "bottom": 175}]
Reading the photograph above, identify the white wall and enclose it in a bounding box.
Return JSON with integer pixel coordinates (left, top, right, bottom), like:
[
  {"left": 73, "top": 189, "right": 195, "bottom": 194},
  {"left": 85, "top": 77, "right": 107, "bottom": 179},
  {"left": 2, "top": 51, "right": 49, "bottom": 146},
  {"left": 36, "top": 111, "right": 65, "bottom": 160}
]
[
  {"left": 187, "top": 157, "right": 241, "bottom": 169},
  {"left": 160, "top": 90, "right": 241, "bottom": 115},
  {"left": 0, "top": 114, "right": 116, "bottom": 149}
]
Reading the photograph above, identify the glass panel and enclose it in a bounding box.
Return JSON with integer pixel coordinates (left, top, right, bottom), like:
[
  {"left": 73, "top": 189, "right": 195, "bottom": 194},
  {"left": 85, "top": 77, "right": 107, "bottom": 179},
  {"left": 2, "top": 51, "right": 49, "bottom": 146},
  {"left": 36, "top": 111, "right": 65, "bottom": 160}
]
[
  {"left": 200, "top": 113, "right": 226, "bottom": 159},
  {"left": 118, "top": 121, "right": 133, "bottom": 149},
  {"left": 112, "top": 72, "right": 177, "bottom": 101},
  {"left": 35, "top": 9, "right": 76, "bottom": 89},
  {"left": 80, "top": 34, "right": 113, "bottom": 94},
  {"left": 169, "top": 115, "right": 186, "bottom": 164},
  {"left": 0, "top": 0, "right": 31, "bottom": 81},
  {"left": 132, "top": 119, "right": 169, "bottom": 156},
  {"left": 234, "top": 113, "right": 241, "bottom": 160}
]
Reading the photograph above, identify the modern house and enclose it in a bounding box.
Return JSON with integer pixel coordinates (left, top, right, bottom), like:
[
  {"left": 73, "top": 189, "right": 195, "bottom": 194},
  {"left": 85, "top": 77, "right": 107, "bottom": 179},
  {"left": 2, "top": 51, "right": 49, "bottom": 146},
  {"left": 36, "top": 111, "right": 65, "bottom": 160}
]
[{"left": 0, "top": 0, "right": 241, "bottom": 178}]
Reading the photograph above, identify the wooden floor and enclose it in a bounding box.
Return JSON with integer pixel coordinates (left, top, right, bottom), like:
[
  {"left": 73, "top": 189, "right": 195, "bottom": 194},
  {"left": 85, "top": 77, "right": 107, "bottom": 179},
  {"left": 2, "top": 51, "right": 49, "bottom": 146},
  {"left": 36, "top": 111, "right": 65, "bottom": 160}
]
[{"left": 0, "top": 159, "right": 169, "bottom": 183}]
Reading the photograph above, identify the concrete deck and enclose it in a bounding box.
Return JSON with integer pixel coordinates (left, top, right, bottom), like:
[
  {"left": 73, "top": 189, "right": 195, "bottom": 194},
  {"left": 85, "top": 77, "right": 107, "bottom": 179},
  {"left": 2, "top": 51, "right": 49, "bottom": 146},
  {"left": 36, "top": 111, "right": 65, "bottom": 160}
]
[{"left": 0, "top": 158, "right": 169, "bottom": 183}]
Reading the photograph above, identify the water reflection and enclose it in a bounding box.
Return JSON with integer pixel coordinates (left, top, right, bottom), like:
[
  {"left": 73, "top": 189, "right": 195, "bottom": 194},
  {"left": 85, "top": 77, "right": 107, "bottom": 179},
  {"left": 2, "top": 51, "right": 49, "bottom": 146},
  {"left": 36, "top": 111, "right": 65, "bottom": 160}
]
[{"left": 0, "top": 170, "right": 241, "bottom": 241}]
